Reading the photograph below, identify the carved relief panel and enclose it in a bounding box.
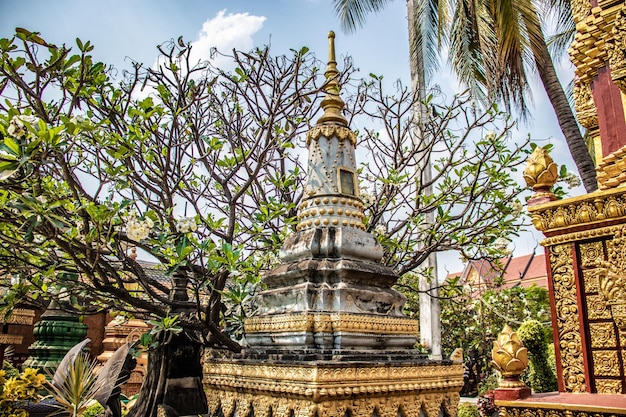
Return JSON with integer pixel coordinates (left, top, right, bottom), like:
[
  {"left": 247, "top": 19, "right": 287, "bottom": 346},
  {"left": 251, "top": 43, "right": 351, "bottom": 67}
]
[{"left": 577, "top": 236, "right": 626, "bottom": 393}]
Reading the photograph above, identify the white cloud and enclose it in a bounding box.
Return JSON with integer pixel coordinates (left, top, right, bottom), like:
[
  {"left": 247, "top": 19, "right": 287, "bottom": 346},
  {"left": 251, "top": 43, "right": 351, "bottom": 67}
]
[{"left": 189, "top": 10, "right": 266, "bottom": 69}]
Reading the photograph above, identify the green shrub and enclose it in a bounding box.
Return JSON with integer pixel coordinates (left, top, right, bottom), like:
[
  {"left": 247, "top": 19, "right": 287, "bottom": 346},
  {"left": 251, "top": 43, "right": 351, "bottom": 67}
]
[
  {"left": 0, "top": 367, "right": 46, "bottom": 417},
  {"left": 457, "top": 402, "right": 480, "bottom": 417},
  {"left": 477, "top": 374, "right": 499, "bottom": 395},
  {"left": 82, "top": 402, "right": 104, "bottom": 417},
  {"left": 518, "top": 319, "right": 557, "bottom": 393}
]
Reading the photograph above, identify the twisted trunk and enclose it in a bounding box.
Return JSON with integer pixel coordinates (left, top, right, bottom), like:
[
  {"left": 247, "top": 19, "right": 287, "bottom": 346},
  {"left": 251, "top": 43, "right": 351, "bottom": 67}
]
[
  {"left": 526, "top": 11, "right": 598, "bottom": 192},
  {"left": 127, "top": 331, "right": 207, "bottom": 417}
]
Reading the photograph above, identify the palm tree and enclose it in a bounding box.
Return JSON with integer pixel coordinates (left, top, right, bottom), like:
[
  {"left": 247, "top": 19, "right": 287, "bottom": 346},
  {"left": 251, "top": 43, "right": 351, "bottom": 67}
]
[
  {"left": 333, "top": 0, "right": 598, "bottom": 192},
  {"left": 333, "top": 0, "right": 445, "bottom": 359}
]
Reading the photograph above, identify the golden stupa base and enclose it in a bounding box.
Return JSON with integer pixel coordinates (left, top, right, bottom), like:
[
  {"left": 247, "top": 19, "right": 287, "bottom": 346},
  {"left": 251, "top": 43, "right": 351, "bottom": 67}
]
[{"left": 204, "top": 352, "right": 463, "bottom": 417}]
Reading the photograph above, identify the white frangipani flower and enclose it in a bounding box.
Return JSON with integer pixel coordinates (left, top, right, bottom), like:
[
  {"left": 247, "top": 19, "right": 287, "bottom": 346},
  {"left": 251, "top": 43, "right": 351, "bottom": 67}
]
[
  {"left": 176, "top": 216, "right": 197, "bottom": 233},
  {"left": 124, "top": 211, "right": 153, "bottom": 241},
  {"left": 484, "top": 131, "right": 497, "bottom": 141}
]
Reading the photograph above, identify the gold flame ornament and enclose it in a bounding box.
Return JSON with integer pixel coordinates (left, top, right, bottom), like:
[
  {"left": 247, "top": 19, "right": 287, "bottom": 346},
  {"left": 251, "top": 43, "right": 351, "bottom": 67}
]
[
  {"left": 524, "top": 146, "right": 559, "bottom": 205},
  {"left": 491, "top": 325, "right": 529, "bottom": 388}
]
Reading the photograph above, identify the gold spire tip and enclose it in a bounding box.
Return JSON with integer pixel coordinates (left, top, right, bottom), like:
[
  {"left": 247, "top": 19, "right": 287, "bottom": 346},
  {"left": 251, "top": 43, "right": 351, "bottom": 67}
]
[{"left": 328, "top": 31, "right": 336, "bottom": 64}]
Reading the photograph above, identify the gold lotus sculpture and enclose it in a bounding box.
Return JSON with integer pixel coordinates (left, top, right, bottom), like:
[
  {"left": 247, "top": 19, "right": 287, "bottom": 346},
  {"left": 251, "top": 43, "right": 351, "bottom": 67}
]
[
  {"left": 491, "top": 324, "right": 529, "bottom": 388},
  {"left": 523, "top": 146, "right": 558, "bottom": 190}
]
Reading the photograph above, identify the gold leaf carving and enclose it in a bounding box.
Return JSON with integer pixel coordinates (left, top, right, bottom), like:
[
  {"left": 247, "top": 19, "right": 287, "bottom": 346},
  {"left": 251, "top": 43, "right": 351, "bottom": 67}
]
[
  {"left": 307, "top": 125, "right": 356, "bottom": 146},
  {"left": 595, "top": 378, "right": 622, "bottom": 393},
  {"left": 573, "top": 81, "right": 598, "bottom": 129},
  {"left": 580, "top": 241, "right": 604, "bottom": 268},
  {"left": 589, "top": 322, "right": 617, "bottom": 348},
  {"left": 592, "top": 350, "right": 621, "bottom": 376},
  {"left": 609, "top": 7, "right": 626, "bottom": 90},
  {"left": 583, "top": 269, "right": 601, "bottom": 293},
  {"left": 550, "top": 244, "right": 586, "bottom": 392}
]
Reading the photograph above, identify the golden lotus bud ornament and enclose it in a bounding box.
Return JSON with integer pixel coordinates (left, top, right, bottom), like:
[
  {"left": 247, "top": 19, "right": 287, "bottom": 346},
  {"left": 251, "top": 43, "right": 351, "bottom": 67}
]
[
  {"left": 491, "top": 324, "right": 529, "bottom": 388},
  {"left": 524, "top": 146, "right": 558, "bottom": 205}
]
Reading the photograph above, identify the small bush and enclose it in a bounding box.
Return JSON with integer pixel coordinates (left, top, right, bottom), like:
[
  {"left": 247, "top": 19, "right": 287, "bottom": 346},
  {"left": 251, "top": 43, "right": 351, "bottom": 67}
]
[
  {"left": 83, "top": 402, "right": 104, "bottom": 417},
  {"left": 518, "top": 319, "right": 557, "bottom": 393},
  {"left": 457, "top": 402, "right": 480, "bottom": 417},
  {"left": 0, "top": 367, "right": 46, "bottom": 417},
  {"left": 477, "top": 373, "right": 499, "bottom": 395}
]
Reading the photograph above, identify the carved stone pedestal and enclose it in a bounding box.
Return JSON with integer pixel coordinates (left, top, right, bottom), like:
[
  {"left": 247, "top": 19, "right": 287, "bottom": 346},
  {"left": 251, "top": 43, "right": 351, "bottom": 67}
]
[{"left": 204, "top": 350, "right": 463, "bottom": 417}]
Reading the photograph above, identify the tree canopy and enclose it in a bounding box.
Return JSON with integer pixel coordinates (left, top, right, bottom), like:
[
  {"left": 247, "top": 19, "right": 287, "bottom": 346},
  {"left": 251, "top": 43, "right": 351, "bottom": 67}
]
[{"left": 0, "top": 29, "right": 527, "bottom": 348}]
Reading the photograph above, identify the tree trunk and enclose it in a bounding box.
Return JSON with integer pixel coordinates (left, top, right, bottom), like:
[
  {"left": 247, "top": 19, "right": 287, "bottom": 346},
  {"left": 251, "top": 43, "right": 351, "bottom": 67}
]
[
  {"left": 127, "top": 331, "right": 208, "bottom": 417},
  {"left": 407, "top": 0, "right": 442, "bottom": 360},
  {"left": 527, "top": 12, "right": 598, "bottom": 192}
]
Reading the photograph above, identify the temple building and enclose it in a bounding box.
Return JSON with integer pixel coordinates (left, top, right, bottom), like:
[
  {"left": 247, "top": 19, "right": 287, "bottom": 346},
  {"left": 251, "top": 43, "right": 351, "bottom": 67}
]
[{"left": 493, "top": 0, "right": 626, "bottom": 414}]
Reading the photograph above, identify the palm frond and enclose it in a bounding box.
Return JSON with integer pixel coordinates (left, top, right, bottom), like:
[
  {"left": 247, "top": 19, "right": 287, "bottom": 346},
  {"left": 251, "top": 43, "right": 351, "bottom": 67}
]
[
  {"left": 547, "top": 23, "right": 575, "bottom": 59},
  {"left": 332, "top": 0, "right": 394, "bottom": 32}
]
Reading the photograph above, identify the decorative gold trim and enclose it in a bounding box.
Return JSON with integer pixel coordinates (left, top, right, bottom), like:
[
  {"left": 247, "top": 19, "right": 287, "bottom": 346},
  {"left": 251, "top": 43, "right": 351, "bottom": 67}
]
[
  {"left": 529, "top": 187, "right": 626, "bottom": 234},
  {"left": 0, "top": 334, "right": 23, "bottom": 344},
  {"left": 296, "top": 194, "right": 366, "bottom": 231},
  {"left": 550, "top": 244, "right": 586, "bottom": 393},
  {"left": 595, "top": 379, "right": 622, "bottom": 394},
  {"left": 204, "top": 389, "right": 462, "bottom": 417},
  {"left": 569, "top": 4, "right": 623, "bottom": 84},
  {"left": 497, "top": 403, "right": 626, "bottom": 416},
  {"left": 597, "top": 145, "right": 626, "bottom": 189},
  {"left": 244, "top": 313, "right": 419, "bottom": 335},
  {"left": 2, "top": 308, "right": 35, "bottom": 325},
  {"left": 203, "top": 361, "right": 464, "bottom": 394},
  {"left": 608, "top": 6, "right": 626, "bottom": 91},
  {"left": 589, "top": 322, "right": 617, "bottom": 348},
  {"left": 573, "top": 80, "right": 599, "bottom": 129},
  {"left": 306, "top": 125, "right": 356, "bottom": 146},
  {"left": 592, "top": 350, "right": 621, "bottom": 376}
]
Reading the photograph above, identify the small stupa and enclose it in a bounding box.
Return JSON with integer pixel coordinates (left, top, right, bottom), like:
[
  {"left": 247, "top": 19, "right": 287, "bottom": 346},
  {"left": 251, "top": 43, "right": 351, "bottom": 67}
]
[{"left": 204, "top": 32, "right": 463, "bottom": 417}]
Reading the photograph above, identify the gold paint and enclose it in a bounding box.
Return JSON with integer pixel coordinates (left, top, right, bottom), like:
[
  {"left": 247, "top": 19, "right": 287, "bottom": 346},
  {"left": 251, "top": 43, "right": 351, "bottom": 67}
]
[
  {"left": 550, "top": 244, "right": 587, "bottom": 393},
  {"left": 595, "top": 379, "right": 622, "bottom": 394},
  {"left": 593, "top": 350, "right": 621, "bottom": 376},
  {"left": 496, "top": 400, "right": 626, "bottom": 415},
  {"left": 580, "top": 241, "right": 604, "bottom": 268},
  {"left": 587, "top": 294, "right": 613, "bottom": 320},
  {"left": 204, "top": 360, "right": 464, "bottom": 414},
  {"left": 2, "top": 308, "right": 35, "bottom": 325},
  {"left": 595, "top": 226, "right": 626, "bottom": 331},
  {"left": 244, "top": 313, "right": 419, "bottom": 336},
  {"left": 529, "top": 188, "right": 626, "bottom": 234},
  {"left": 491, "top": 325, "right": 529, "bottom": 387},
  {"left": 524, "top": 146, "right": 559, "bottom": 193},
  {"left": 315, "top": 31, "right": 348, "bottom": 127},
  {"left": 583, "top": 269, "right": 601, "bottom": 293},
  {"left": 573, "top": 79, "right": 599, "bottom": 130},
  {"left": 0, "top": 334, "right": 23, "bottom": 344},
  {"left": 589, "top": 322, "right": 617, "bottom": 348}
]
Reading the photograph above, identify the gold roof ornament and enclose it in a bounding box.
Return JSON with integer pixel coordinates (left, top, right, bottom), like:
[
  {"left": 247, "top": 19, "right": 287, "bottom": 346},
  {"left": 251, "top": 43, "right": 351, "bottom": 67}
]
[
  {"left": 491, "top": 324, "right": 529, "bottom": 388},
  {"left": 316, "top": 31, "right": 347, "bottom": 126},
  {"left": 524, "top": 146, "right": 559, "bottom": 205}
]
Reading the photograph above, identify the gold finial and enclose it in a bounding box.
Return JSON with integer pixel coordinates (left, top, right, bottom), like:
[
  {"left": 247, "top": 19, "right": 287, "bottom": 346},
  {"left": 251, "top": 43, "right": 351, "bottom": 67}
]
[
  {"left": 524, "top": 146, "right": 559, "bottom": 206},
  {"left": 317, "top": 31, "right": 347, "bottom": 126},
  {"left": 491, "top": 324, "right": 529, "bottom": 388},
  {"left": 328, "top": 30, "right": 336, "bottom": 64}
]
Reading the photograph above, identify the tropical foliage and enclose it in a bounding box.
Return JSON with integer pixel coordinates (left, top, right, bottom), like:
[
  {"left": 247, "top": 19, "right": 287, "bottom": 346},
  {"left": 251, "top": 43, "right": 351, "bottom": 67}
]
[
  {"left": 0, "top": 367, "right": 45, "bottom": 417},
  {"left": 333, "top": 0, "right": 597, "bottom": 192},
  {"left": 440, "top": 282, "right": 552, "bottom": 369}
]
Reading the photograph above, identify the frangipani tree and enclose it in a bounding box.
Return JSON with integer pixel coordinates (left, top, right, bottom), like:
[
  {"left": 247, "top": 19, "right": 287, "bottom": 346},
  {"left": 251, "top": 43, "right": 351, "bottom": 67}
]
[{"left": 0, "top": 29, "right": 526, "bottom": 416}]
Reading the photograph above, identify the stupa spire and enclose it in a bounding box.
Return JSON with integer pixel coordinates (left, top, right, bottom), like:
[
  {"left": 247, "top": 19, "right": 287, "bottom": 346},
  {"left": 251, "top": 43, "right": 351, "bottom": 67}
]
[{"left": 317, "top": 31, "right": 347, "bottom": 126}]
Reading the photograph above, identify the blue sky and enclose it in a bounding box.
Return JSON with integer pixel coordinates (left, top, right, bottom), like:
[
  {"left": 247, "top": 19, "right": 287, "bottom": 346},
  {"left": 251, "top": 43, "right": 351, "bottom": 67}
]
[{"left": 0, "top": 0, "right": 582, "bottom": 276}]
